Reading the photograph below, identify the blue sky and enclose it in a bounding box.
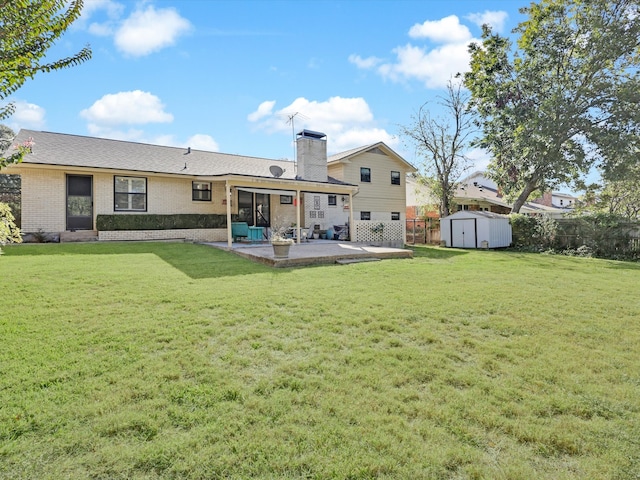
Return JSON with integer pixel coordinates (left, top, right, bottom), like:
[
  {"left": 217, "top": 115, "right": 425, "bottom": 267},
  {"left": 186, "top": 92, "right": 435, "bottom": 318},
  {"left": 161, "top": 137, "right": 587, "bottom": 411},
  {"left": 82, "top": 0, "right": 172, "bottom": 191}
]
[{"left": 7, "top": 0, "right": 527, "bottom": 174}]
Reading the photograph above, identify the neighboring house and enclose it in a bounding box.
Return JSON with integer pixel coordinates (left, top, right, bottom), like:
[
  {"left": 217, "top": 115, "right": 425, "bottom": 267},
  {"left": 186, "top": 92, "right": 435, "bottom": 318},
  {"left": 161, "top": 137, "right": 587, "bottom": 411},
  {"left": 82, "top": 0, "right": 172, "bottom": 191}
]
[
  {"left": 405, "top": 175, "right": 439, "bottom": 219},
  {"left": 407, "top": 171, "right": 570, "bottom": 218},
  {"left": 551, "top": 192, "right": 578, "bottom": 210},
  {"left": 4, "top": 129, "right": 414, "bottom": 247}
]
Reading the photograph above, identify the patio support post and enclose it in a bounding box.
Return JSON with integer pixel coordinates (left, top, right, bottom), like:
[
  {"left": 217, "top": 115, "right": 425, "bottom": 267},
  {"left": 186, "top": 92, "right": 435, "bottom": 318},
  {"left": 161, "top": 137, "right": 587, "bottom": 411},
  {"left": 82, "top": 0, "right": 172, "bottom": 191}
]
[
  {"left": 295, "top": 189, "right": 301, "bottom": 244},
  {"left": 225, "top": 181, "right": 233, "bottom": 249},
  {"left": 348, "top": 193, "right": 355, "bottom": 242}
]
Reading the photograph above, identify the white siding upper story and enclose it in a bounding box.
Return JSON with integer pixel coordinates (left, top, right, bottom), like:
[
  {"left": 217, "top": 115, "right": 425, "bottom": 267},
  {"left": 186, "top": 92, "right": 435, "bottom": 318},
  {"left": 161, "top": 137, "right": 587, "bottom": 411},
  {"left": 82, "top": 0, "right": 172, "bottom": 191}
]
[
  {"left": 552, "top": 192, "right": 577, "bottom": 209},
  {"left": 328, "top": 146, "right": 413, "bottom": 222}
]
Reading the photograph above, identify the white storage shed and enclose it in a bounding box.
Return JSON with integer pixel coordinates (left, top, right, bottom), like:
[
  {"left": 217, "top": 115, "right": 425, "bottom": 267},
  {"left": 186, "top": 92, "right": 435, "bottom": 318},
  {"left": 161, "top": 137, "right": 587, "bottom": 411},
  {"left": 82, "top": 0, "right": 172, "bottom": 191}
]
[{"left": 441, "top": 211, "right": 512, "bottom": 249}]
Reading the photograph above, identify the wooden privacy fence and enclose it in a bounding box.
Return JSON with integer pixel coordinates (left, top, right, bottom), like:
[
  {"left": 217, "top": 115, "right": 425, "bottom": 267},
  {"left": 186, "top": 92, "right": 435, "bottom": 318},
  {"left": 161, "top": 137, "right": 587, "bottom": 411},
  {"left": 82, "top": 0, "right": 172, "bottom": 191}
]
[
  {"left": 554, "top": 219, "right": 640, "bottom": 252},
  {"left": 406, "top": 218, "right": 440, "bottom": 245}
]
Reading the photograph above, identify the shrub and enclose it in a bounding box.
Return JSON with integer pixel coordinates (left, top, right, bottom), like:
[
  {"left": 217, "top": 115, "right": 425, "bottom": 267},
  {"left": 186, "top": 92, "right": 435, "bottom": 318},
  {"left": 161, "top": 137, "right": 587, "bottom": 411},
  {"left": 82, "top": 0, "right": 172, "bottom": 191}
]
[
  {"left": 0, "top": 202, "right": 21, "bottom": 253},
  {"left": 510, "top": 214, "right": 543, "bottom": 247},
  {"left": 96, "top": 214, "right": 228, "bottom": 231},
  {"left": 512, "top": 212, "right": 640, "bottom": 261}
]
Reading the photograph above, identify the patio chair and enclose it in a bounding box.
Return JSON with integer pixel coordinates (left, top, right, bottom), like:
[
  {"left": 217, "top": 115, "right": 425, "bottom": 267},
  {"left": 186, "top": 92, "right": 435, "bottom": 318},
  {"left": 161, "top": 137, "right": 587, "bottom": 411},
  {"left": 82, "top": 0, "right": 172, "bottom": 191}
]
[{"left": 333, "top": 224, "right": 348, "bottom": 240}]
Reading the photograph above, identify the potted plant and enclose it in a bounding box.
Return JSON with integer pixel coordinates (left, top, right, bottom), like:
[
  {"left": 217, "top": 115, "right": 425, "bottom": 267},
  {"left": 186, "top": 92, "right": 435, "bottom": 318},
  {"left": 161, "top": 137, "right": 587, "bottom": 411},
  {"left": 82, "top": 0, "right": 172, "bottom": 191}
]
[{"left": 270, "top": 220, "right": 294, "bottom": 258}]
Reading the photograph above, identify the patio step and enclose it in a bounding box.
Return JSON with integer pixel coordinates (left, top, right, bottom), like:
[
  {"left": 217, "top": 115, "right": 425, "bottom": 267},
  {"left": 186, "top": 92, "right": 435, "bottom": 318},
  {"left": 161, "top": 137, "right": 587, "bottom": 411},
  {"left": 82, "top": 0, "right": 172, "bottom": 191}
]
[
  {"left": 60, "top": 230, "right": 98, "bottom": 242},
  {"left": 335, "top": 257, "right": 381, "bottom": 265}
]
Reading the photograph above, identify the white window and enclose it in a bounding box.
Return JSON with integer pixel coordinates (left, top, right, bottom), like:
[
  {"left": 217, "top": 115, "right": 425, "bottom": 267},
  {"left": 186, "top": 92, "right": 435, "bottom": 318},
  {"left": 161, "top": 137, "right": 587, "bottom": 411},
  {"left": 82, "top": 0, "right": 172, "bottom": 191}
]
[{"left": 114, "top": 176, "right": 147, "bottom": 211}]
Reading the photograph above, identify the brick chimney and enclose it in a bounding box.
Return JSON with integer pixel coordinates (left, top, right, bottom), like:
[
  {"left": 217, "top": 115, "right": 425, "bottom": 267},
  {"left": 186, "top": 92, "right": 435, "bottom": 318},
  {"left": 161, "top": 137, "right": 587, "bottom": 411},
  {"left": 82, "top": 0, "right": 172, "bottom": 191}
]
[
  {"left": 532, "top": 191, "right": 553, "bottom": 207},
  {"left": 296, "top": 130, "right": 328, "bottom": 182}
]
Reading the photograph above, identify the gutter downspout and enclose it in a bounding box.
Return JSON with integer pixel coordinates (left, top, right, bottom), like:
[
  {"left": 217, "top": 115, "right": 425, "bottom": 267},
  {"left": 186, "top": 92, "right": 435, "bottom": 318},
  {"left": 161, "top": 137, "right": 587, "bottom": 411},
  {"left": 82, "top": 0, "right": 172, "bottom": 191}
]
[
  {"left": 295, "top": 189, "right": 301, "bottom": 244},
  {"left": 348, "top": 193, "right": 354, "bottom": 242},
  {"left": 225, "top": 181, "right": 232, "bottom": 249}
]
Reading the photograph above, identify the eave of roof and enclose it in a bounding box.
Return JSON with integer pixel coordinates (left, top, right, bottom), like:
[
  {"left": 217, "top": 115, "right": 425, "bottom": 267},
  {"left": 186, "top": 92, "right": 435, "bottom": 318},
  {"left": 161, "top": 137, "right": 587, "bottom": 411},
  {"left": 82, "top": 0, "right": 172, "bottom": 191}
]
[{"left": 328, "top": 141, "right": 417, "bottom": 172}]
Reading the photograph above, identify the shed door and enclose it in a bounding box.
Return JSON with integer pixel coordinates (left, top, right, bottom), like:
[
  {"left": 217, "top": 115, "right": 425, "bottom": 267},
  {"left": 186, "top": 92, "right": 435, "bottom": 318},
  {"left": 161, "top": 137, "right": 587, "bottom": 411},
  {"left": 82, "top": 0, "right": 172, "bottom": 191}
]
[{"left": 451, "top": 219, "right": 476, "bottom": 248}]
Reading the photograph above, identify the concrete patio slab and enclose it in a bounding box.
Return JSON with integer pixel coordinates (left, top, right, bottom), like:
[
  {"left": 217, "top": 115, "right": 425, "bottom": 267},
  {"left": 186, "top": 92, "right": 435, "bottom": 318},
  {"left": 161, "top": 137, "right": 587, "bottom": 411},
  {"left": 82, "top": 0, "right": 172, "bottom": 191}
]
[{"left": 203, "top": 241, "right": 413, "bottom": 267}]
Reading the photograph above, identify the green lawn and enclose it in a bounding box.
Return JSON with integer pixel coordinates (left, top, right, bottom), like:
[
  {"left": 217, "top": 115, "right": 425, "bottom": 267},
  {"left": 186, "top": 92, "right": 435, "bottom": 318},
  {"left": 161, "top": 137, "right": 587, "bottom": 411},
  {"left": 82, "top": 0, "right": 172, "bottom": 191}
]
[{"left": 1, "top": 242, "right": 639, "bottom": 479}]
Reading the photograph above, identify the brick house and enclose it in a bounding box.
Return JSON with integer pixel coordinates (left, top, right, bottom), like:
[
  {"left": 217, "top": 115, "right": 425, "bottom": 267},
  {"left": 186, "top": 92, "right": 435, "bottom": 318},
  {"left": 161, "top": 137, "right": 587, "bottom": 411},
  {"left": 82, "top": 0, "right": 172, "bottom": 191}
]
[{"left": 3, "top": 129, "right": 415, "bottom": 247}]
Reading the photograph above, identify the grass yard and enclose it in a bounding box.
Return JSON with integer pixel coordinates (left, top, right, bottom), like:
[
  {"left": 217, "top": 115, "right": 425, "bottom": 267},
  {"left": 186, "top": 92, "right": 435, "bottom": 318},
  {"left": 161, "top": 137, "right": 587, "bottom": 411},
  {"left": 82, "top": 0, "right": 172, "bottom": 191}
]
[{"left": 1, "top": 242, "right": 639, "bottom": 479}]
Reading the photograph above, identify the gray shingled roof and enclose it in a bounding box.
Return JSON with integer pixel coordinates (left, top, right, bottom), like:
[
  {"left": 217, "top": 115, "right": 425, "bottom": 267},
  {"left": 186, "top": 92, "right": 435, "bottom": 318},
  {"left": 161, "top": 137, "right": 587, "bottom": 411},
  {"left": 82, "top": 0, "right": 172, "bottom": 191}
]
[{"left": 12, "top": 129, "right": 302, "bottom": 180}]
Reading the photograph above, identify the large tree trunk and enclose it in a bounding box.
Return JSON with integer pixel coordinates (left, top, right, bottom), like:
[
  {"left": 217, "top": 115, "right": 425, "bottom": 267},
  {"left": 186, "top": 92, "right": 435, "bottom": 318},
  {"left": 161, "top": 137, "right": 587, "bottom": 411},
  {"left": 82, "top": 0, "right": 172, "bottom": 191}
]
[{"left": 511, "top": 180, "right": 539, "bottom": 213}]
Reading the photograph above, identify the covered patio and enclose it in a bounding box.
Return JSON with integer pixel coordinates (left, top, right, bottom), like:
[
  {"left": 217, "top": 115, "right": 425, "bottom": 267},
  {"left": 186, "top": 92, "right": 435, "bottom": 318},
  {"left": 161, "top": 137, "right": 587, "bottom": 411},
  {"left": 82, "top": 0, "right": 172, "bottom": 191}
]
[{"left": 204, "top": 239, "right": 413, "bottom": 267}]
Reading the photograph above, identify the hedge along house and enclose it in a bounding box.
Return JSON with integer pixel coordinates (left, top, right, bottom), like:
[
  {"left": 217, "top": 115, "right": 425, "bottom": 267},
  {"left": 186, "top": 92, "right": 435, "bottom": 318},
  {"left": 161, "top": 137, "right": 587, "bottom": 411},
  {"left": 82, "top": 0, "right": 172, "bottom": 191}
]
[{"left": 4, "top": 129, "right": 361, "bottom": 248}]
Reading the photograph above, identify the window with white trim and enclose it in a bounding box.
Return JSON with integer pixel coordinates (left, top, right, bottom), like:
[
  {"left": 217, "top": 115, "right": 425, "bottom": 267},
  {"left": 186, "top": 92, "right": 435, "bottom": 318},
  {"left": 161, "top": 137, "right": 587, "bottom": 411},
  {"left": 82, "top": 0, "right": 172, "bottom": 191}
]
[
  {"left": 391, "top": 212, "right": 400, "bottom": 220},
  {"left": 328, "top": 195, "right": 337, "bottom": 206},
  {"left": 360, "top": 211, "right": 371, "bottom": 220},
  {"left": 114, "top": 176, "right": 147, "bottom": 211},
  {"left": 391, "top": 171, "right": 400, "bottom": 185}
]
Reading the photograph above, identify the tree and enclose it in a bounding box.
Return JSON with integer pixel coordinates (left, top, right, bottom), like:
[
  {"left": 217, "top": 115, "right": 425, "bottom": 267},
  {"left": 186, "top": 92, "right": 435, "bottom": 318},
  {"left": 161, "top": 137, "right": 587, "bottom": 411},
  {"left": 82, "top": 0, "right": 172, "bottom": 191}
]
[
  {"left": 0, "top": 125, "right": 14, "bottom": 152},
  {"left": 1, "top": 1, "right": 90, "bottom": 249},
  {"left": 464, "top": 0, "right": 640, "bottom": 213},
  {"left": 580, "top": 169, "right": 640, "bottom": 220},
  {"left": 1, "top": 0, "right": 91, "bottom": 168},
  {"left": 399, "top": 80, "right": 475, "bottom": 217}
]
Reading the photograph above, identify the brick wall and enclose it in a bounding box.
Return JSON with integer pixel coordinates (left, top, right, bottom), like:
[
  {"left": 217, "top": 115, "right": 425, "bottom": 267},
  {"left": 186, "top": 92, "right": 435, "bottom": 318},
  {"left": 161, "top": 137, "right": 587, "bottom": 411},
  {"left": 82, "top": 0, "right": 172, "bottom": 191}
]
[
  {"left": 98, "top": 228, "right": 227, "bottom": 242},
  {"left": 20, "top": 169, "right": 66, "bottom": 232},
  {"left": 16, "top": 167, "right": 232, "bottom": 234}
]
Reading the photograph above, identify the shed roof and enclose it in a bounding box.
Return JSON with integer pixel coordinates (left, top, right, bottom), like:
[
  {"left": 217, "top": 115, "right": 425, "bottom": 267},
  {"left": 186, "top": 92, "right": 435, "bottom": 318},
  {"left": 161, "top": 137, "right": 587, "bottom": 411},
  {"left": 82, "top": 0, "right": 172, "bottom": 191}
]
[{"left": 442, "top": 210, "right": 511, "bottom": 221}]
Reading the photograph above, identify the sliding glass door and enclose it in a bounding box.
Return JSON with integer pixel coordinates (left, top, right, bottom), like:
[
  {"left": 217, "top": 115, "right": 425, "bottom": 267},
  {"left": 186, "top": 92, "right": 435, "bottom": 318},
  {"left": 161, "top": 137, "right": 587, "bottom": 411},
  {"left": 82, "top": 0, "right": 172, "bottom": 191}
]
[{"left": 237, "top": 190, "right": 270, "bottom": 226}]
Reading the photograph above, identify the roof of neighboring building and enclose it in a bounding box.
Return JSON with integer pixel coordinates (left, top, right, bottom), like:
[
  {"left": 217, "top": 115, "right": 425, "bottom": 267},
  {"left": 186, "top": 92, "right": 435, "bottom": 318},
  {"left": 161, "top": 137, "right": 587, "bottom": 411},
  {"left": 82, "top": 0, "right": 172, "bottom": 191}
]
[
  {"left": 407, "top": 171, "right": 570, "bottom": 216},
  {"left": 8, "top": 130, "right": 359, "bottom": 186},
  {"left": 458, "top": 173, "right": 577, "bottom": 213},
  {"left": 553, "top": 192, "right": 578, "bottom": 199}
]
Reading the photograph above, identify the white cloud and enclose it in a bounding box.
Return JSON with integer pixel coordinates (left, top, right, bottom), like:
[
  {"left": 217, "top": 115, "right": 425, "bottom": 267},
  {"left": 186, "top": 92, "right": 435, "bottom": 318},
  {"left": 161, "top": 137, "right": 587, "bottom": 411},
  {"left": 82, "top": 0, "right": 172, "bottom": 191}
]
[
  {"left": 81, "top": 0, "right": 125, "bottom": 20},
  {"left": 351, "top": 14, "right": 482, "bottom": 89},
  {"left": 247, "top": 100, "right": 276, "bottom": 122},
  {"left": 466, "top": 147, "right": 492, "bottom": 173},
  {"left": 114, "top": 5, "right": 192, "bottom": 57},
  {"left": 80, "top": 90, "right": 174, "bottom": 125},
  {"left": 78, "top": 0, "right": 124, "bottom": 35},
  {"left": 85, "top": 125, "right": 145, "bottom": 142},
  {"left": 331, "top": 127, "right": 397, "bottom": 152},
  {"left": 348, "top": 54, "right": 383, "bottom": 69},
  {"left": 249, "top": 96, "right": 397, "bottom": 154},
  {"left": 8, "top": 101, "right": 46, "bottom": 130},
  {"left": 408, "top": 15, "right": 472, "bottom": 43},
  {"left": 466, "top": 10, "right": 508, "bottom": 32},
  {"left": 88, "top": 22, "right": 114, "bottom": 36},
  {"left": 378, "top": 41, "right": 473, "bottom": 89},
  {"left": 185, "top": 134, "right": 219, "bottom": 152}
]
